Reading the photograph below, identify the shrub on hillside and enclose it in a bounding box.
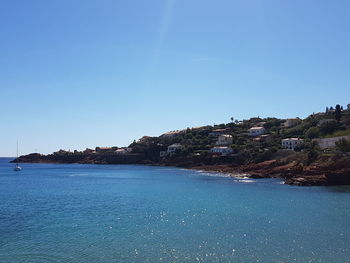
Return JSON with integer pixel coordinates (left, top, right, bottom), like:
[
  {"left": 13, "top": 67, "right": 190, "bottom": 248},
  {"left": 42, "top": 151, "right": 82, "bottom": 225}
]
[
  {"left": 233, "top": 150, "right": 253, "bottom": 165},
  {"left": 263, "top": 118, "right": 284, "bottom": 129},
  {"left": 253, "top": 149, "right": 276, "bottom": 163},
  {"left": 335, "top": 139, "right": 350, "bottom": 152},
  {"left": 304, "top": 141, "right": 321, "bottom": 164},
  {"left": 319, "top": 120, "right": 338, "bottom": 135},
  {"left": 305, "top": 127, "right": 320, "bottom": 139}
]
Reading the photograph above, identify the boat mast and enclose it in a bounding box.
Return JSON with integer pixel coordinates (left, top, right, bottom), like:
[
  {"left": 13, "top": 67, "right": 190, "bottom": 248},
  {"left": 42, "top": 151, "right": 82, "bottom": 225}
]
[
  {"left": 16, "top": 140, "right": 19, "bottom": 165},
  {"left": 13, "top": 140, "right": 22, "bottom": 171}
]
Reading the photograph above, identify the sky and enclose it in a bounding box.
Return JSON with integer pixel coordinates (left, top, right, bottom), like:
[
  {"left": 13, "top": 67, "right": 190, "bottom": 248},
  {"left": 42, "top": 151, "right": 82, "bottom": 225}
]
[{"left": 1, "top": 0, "right": 349, "bottom": 156}]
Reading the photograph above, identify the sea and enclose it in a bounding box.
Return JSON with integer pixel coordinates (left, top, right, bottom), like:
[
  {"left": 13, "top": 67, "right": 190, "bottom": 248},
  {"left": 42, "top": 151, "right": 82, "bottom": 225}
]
[{"left": 0, "top": 157, "right": 349, "bottom": 263}]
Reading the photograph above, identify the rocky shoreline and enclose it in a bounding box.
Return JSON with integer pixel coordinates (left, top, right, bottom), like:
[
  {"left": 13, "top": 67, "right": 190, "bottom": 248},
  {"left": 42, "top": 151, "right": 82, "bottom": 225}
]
[
  {"left": 188, "top": 157, "right": 350, "bottom": 186},
  {"left": 12, "top": 154, "right": 350, "bottom": 186}
]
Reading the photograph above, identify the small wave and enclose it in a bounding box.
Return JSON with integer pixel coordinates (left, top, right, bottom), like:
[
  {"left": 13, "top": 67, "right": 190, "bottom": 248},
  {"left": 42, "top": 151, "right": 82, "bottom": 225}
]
[
  {"left": 192, "top": 170, "right": 231, "bottom": 178},
  {"left": 68, "top": 173, "right": 89, "bottom": 177},
  {"left": 235, "top": 179, "right": 256, "bottom": 183},
  {"left": 231, "top": 173, "right": 250, "bottom": 179}
]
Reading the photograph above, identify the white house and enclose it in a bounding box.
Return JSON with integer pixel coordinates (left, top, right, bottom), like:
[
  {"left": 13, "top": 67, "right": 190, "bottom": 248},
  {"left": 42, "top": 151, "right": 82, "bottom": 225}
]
[
  {"left": 167, "top": 143, "right": 183, "bottom": 154},
  {"left": 283, "top": 118, "right": 301, "bottom": 128},
  {"left": 252, "top": 134, "right": 273, "bottom": 143},
  {"left": 281, "top": 138, "right": 304, "bottom": 150},
  {"left": 210, "top": 146, "right": 233, "bottom": 156},
  {"left": 115, "top": 147, "right": 132, "bottom": 155},
  {"left": 249, "top": 127, "right": 266, "bottom": 136},
  {"left": 209, "top": 128, "right": 231, "bottom": 137},
  {"left": 216, "top": 134, "right": 233, "bottom": 146},
  {"left": 313, "top": 136, "right": 350, "bottom": 149}
]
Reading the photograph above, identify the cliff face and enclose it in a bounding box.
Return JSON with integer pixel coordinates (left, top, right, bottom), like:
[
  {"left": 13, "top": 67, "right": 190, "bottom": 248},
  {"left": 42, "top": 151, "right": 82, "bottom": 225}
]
[
  {"left": 234, "top": 154, "right": 350, "bottom": 186},
  {"left": 189, "top": 156, "right": 350, "bottom": 186}
]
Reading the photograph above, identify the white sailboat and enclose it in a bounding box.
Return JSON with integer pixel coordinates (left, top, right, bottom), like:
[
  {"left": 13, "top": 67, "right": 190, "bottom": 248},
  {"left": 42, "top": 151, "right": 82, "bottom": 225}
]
[{"left": 14, "top": 141, "right": 22, "bottom": 172}]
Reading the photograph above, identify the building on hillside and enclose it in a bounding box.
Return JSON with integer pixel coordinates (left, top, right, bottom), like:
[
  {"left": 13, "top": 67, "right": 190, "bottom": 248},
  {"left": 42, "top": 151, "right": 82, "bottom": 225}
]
[
  {"left": 191, "top": 126, "right": 209, "bottom": 130},
  {"left": 216, "top": 134, "right": 233, "bottom": 146},
  {"left": 283, "top": 118, "right": 301, "bottom": 128},
  {"left": 83, "top": 148, "right": 95, "bottom": 154},
  {"left": 313, "top": 136, "right": 350, "bottom": 149},
  {"left": 115, "top": 148, "right": 132, "bottom": 155},
  {"left": 210, "top": 146, "right": 233, "bottom": 156},
  {"left": 281, "top": 138, "right": 304, "bottom": 150},
  {"left": 249, "top": 127, "right": 266, "bottom": 136},
  {"left": 95, "top": 147, "right": 113, "bottom": 153},
  {"left": 167, "top": 143, "right": 183, "bottom": 154},
  {"left": 160, "top": 130, "right": 184, "bottom": 137},
  {"left": 347, "top": 103, "right": 350, "bottom": 111},
  {"left": 138, "top": 136, "right": 151, "bottom": 143},
  {"left": 252, "top": 134, "right": 273, "bottom": 143},
  {"left": 209, "top": 128, "right": 231, "bottom": 137}
]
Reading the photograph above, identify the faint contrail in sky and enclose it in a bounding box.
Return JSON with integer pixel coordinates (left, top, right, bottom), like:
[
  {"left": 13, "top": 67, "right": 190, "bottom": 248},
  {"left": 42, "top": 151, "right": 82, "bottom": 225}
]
[{"left": 146, "top": 0, "right": 176, "bottom": 84}]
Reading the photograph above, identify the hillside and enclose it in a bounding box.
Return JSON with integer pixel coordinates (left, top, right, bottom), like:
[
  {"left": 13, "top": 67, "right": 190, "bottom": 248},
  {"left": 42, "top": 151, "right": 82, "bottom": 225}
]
[{"left": 14, "top": 105, "right": 350, "bottom": 186}]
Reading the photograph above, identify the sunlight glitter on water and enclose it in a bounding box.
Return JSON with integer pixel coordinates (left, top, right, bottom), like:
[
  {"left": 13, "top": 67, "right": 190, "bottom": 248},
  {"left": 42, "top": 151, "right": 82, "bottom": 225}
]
[{"left": 0, "top": 159, "right": 349, "bottom": 263}]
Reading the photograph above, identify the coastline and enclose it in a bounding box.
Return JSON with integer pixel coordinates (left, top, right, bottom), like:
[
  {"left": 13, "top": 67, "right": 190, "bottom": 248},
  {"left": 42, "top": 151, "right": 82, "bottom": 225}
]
[
  {"left": 186, "top": 161, "right": 329, "bottom": 186},
  {"left": 10, "top": 108, "right": 350, "bottom": 187},
  {"left": 12, "top": 157, "right": 349, "bottom": 186}
]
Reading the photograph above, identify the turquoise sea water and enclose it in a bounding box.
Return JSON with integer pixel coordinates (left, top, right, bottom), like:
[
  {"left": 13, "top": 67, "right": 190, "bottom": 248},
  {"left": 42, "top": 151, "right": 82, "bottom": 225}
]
[{"left": 0, "top": 158, "right": 349, "bottom": 263}]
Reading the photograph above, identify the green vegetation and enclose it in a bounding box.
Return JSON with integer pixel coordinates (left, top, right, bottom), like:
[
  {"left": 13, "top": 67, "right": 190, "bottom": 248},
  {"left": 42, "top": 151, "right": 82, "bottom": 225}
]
[
  {"left": 325, "top": 129, "right": 350, "bottom": 138},
  {"left": 319, "top": 120, "right": 338, "bottom": 134},
  {"left": 336, "top": 139, "right": 350, "bottom": 152},
  {"left": 305, "top": 127, "right": 320, "bottom": 139},
  {"left": 126, "top": 104, "right": 350, "bottom": 166}
]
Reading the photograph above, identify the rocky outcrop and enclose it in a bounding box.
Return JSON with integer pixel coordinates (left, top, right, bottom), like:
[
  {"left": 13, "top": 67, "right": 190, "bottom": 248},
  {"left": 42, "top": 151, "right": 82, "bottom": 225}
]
[
  {"left": 189, "top": 157, "right": 350, "bottom": 186},
  {"left": 285, "top": 175, "right": 328, "bottom": 186},
  {"left": 238, "top": 157, "right": 350, "bottom": 186},
  {"left": 12, "top": 152, "right": 146, "bottom": 165}
]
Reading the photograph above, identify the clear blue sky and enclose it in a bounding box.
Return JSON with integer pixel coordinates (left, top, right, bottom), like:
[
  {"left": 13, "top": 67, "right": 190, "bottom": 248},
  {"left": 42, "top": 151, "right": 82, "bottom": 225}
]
[{"left": 1, "top": 0, "right": 349, "bottom": 156}]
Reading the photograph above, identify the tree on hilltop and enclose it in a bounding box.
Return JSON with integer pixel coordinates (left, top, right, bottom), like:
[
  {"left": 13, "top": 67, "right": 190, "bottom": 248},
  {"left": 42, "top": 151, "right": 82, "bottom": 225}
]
[{"left": 335, "top": 104, "right": 341, "bottom": 122}]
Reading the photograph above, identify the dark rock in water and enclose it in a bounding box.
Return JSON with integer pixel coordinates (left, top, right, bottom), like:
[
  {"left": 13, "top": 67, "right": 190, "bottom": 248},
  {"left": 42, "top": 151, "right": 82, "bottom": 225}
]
[
  {"left": 285, "top": 175, "right": 328, "bottom": 186},
  {"left": 326, "top": 172, "right": 350, "bottom": 185}
]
